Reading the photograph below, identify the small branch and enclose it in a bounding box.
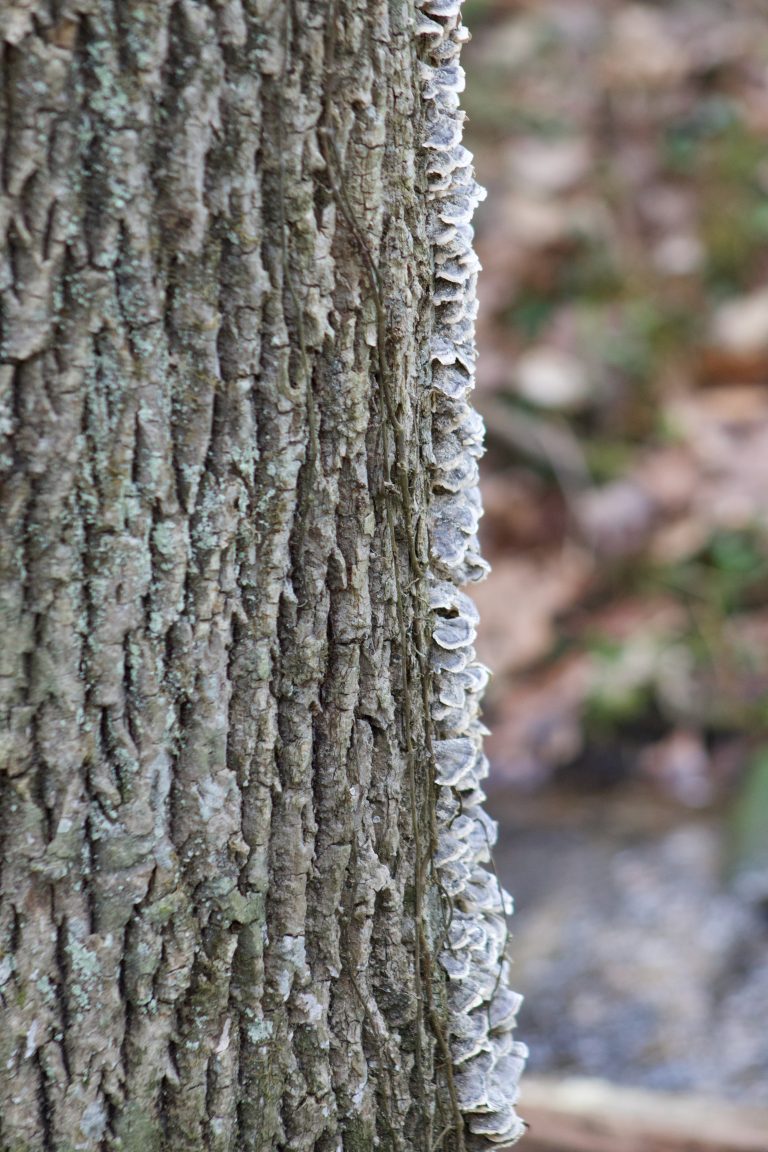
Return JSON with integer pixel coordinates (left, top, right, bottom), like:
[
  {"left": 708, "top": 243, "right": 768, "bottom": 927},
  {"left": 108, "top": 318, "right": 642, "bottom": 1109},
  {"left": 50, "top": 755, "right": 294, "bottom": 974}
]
[{"left": 520, "top": 1077, "right": 768, "bottom": 1152}]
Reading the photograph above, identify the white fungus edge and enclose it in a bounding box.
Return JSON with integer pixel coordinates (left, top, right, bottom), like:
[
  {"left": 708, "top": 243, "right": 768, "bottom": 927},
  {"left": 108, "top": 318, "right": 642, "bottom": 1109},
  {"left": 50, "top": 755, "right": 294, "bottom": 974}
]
[{"left": 417, "top": 2, "right": 527, "bottom": 1146}]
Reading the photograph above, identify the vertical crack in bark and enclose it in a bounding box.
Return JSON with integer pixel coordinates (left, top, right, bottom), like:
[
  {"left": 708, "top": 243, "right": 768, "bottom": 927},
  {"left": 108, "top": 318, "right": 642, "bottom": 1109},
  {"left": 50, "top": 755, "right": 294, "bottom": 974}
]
[
  {"left": 34, "top": 1048, "right": 54, "bottom": 1152},
  {"left": 53, "top": 916, "right": 73, "bottom": 1084}
]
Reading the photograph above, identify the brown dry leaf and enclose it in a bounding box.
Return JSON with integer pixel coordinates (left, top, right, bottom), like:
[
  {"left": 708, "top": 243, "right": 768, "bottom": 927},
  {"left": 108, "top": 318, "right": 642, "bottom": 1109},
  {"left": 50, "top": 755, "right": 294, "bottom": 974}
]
[
  {"left": 693, "top": 386, "right": 768, "bottom": 425},
  {"left": 480, "top": 471, "right": 567, "bottom": 554},
  {"left": 650, "top": 518, "right": 712, "bottom": 565},
  {"left": 506, "top": 136, "right": 592, "bottom": 195},
  {"left": 470, "top": 14, "right": 541, "bottom": 74},
  {"left": 473, "top": 548, "right": 592, "bottom": 676},
  {"left": 724, "top": 611, "right": 768, "bottom": 656},
  {"left": 633, "top": 447, "right": 698, "bottom": 519},
  {"left": 573, "top": 595, "right": 687, "bottom": 644},
  {"left": 636, "top": 183, "right": 696, "bottom": 232},
  {"left": 697, "top": 348, "right": 768, "bottom": 387},
  {"left": 488, "top": 193, "right": 569, "bottom": 249},
  {"left": 601, "top": 6, "right": 690, "bottom": 90},
  {"left": 683, "top": 15, "right": 755, "bottom": 77},
  {"left": 575, "top": 480, "right": 656, "bottom": 558},
  {"left": 484, "top": 655, "right": 592, "bottom": 787},
  {"left": 668, "top": 389, "right": 768, "bottom": 532},
  {"left": 701, "top": 289, "right": 768, "bottom": 383},
  {"left": 720, "top": 614, "right": 768, "bottom": 710}
]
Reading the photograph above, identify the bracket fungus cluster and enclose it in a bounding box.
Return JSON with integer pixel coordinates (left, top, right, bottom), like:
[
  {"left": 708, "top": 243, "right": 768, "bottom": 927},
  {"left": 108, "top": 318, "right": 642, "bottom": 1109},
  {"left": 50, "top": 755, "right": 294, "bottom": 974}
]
[{"left": 417, "top": 0, "right": 527, "bottom": 1145}]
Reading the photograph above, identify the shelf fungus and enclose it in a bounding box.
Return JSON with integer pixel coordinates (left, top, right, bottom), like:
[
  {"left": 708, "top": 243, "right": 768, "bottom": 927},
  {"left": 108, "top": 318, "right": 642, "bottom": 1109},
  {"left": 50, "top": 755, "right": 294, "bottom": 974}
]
[{"left": 417, "top": 0, "right": 527, "bottom": 1145}]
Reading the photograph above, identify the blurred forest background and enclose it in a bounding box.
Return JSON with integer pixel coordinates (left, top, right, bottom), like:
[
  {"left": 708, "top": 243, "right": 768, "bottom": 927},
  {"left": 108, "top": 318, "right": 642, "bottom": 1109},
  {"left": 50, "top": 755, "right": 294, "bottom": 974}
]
[{"left": 464, "top": 0, "right": 768, "bottom": 1103}]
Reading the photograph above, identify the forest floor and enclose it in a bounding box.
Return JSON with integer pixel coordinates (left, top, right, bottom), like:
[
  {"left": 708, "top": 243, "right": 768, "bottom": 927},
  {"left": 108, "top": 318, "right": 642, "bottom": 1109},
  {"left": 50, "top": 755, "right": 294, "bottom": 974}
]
[{"left": 463, "top": 0, "right": 768, "bottom": 1102}]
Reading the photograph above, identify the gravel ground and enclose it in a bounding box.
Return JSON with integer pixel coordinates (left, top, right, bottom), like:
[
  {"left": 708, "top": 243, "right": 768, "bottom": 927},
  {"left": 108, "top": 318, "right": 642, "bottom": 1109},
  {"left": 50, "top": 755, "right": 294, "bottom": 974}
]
[{"left": 488, "top": 784, "right": 768, "bottom": 1104}]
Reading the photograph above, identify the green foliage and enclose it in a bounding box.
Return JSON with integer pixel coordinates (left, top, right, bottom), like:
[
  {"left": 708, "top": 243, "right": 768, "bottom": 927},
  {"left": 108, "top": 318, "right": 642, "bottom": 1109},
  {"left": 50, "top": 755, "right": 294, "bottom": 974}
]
[
  {"left": 463, "top": 71, "right": 569, "bottom": 140},
  {"left": 727, "top": 746, "right": 768, "bottom": 891},
  {"left": 582, "top": 438, "right": 634, "bottom": 483},
  {"left": 461, "top": 0, "right": 498, "bottom": 28},
  {"left": 663, "top": 529, "right": 768, "bottom": 615},
  {"left": 663, "top": 96, "right": 740, "bottom": 170},
  {"left": 664, "top": 108, "right": 768, "bottom": 288},
  {"left": 503, "top": 292, "right": 558, "bottom": 340},
  {"left": 585, "top": 672, "right": 655, "bottom": 734},
  {"left": 580, "top": 529, "right": 768, "bottom": 738}
]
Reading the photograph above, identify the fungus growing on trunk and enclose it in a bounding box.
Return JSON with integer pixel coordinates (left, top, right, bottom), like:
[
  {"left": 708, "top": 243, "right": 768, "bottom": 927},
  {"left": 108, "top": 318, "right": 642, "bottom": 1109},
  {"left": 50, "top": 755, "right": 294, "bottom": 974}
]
[{"left": 418, "top": 0, "right": 528, "bottom": 1146}]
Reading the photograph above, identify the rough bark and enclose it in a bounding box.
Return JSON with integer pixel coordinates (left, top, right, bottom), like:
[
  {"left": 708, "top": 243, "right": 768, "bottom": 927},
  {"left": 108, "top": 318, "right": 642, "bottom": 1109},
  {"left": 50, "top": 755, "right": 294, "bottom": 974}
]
[{"left": 0, "top": 2, "right": 523, "bottom": 1151}]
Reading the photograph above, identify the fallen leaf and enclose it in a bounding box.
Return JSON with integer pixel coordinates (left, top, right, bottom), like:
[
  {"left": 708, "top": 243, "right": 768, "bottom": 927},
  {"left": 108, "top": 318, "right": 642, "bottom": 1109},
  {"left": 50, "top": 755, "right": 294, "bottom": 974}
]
[
  {"left": 472, "top": 549, "right": 592, "bottom": 676},
  {"left": 514, "top": 346, "right": 592, "bottom": 411}
]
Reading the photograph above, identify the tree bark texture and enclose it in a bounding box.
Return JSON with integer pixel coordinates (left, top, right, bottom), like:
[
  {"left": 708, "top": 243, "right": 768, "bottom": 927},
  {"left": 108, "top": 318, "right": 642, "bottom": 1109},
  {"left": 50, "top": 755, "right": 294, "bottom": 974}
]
[{"left": 0, "top": 2, "right": 524, "bottom": 1151}]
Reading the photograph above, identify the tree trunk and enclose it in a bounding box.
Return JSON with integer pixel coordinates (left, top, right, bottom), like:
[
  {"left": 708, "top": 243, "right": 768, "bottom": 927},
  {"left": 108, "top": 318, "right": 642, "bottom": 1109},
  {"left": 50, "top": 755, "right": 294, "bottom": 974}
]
[{"left": 0, "top": 2, "right": 524, "bottom": 1150}]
